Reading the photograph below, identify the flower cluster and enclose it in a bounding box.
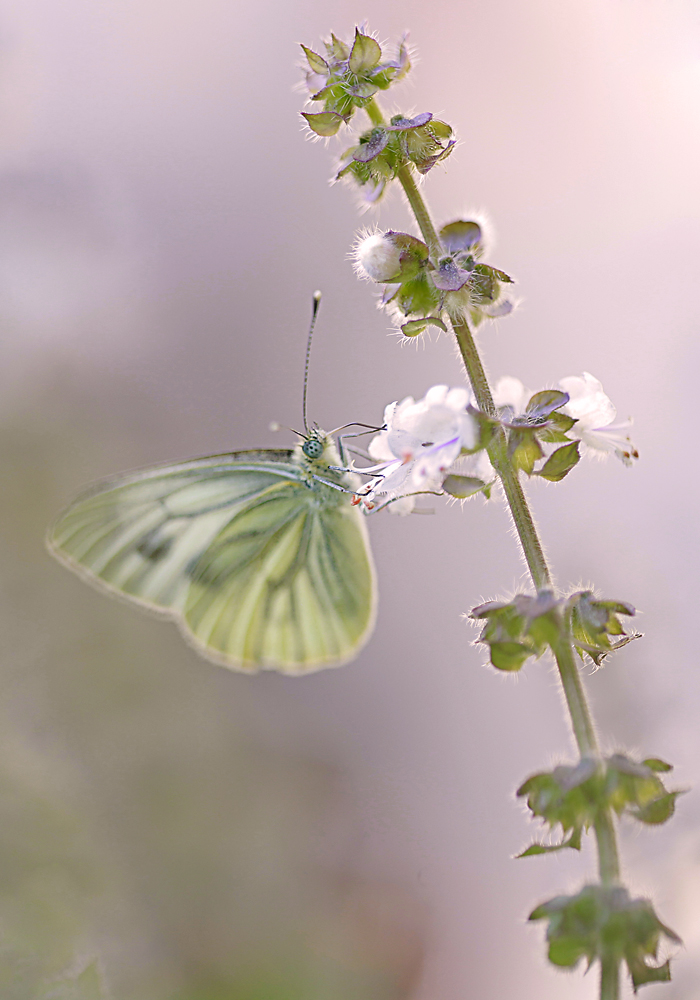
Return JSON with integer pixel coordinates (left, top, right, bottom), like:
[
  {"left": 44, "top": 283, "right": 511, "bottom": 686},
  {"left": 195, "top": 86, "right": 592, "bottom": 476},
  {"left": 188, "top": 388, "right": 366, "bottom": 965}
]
[
  {"left": 338, "top": 113, "right": 455, "bottom": 202},
  {"left": 356, "top": 373, "right": 635, "bottom": 515},
  {"left": 353, "top": 222, "right": 514, "bottom": 334},
  {"left": 356, "top": 385, "right": 492, "bottom": 513},
  {"left": 491, "top": 372, "right": 637, "bottom": 476},
  {"left": 301, "top": 29, "right": 410, "bottom": 137}
]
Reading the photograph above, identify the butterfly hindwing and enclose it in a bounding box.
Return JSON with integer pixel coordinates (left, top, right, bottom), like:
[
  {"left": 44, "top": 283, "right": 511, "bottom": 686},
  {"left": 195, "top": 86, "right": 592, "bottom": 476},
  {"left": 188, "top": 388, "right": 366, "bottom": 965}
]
[
  {"left": 48, "top": 447, "right": 376, "bottom": 673},
  {"left": 184, "top": 488, "right": 375, "bottom": 672}
]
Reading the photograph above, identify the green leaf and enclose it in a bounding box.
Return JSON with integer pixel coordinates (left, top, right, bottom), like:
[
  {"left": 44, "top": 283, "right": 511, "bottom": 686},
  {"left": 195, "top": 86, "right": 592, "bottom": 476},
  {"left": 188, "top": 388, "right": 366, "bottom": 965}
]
[
  {"left": 472, "top": 262, "right": 513, "bottom": 284},
  {"left": 352, "top": 128, "right": 389, "bottom": 162},
  {"left": 488, "top": 640, "right": 532, "bottom": 671},
  {"left": 400, "top": 316, "right": 447, "bottom": 337},
  {"left": 525, "top": 389, "right": 570, "bottom": 420},
  {"left": 630, "top": 791, "right": 683, "bottom": 825},
  {"left": 301, "top": 111, "right": 346, "bottom": 136},
  {"left": 439, "top": 220, "right": 482, "bottom": 253},
  {"left": 432, "top": 258, "right": 472, "bottom": 291},
  {"left": 442, "top": 475, "right": 487, "bottom": 499},
  {"left": 537, "top": 442, "right": 581, "bottom": 482},
  {"left": 548, "top": 937, "right": 589, "bottom": 968},
  {"left": 349, "top": 29, "right": 382, "bottom": 73},
  {"left": 509, "top": 429, "right": 543, "bottom": 475},
  {"left": 301, "top": 45, "right": 329, "bottom": 75},
  {"left": 328, "top": 33, "right": 350, "bottom": 61},
  {"left": 387, "top": 112, "right": 433, "bottom": 130},
  {"left": 429, "top": 119, "right": 453, "bottom": 139},
  {"left": 628, "top": 957, "right": 672, "bottom": 991},
  {"left": 517, "top": 828, "right": 582, "bottom": 857},
  {"left": 642, "top": 757, "right": 673, "bottom": 773}
]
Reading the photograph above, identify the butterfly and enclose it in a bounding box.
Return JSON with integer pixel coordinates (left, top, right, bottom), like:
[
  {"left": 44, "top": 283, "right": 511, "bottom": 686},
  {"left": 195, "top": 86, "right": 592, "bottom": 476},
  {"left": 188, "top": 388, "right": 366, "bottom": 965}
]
[{"left": 47, "top": 296, "right": 377, "bottom": 674}]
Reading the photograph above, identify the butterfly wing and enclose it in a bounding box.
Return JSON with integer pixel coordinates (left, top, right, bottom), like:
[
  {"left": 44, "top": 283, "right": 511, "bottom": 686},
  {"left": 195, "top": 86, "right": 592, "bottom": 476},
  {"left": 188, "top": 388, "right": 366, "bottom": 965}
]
[
  {"left": 48, "top": 449, "right": 376, "bottom": 673},
  {"left": 183, "top": 488, "right": 376, "bottom": 673}
]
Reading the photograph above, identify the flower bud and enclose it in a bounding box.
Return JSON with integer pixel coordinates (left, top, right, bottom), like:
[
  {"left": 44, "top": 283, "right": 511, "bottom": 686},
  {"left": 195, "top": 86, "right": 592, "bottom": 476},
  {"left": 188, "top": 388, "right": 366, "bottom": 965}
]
[{"left": 353, "top": 232, "right": 403, "bottom": 282}]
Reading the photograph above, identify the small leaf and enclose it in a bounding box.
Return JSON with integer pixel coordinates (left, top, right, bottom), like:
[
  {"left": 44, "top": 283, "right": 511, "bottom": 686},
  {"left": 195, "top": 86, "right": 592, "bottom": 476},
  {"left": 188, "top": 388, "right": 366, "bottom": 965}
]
[
  {"left": 470, "top": 600, "right": 509, "bottom": 619},
  {"left": 537, "top": 442, "right": 581, "bottom": 482},
  {"left": 525, "top": 389, "right": 570, "bottom": 420},
  {"left": 349, "top": 29, "right": 382, "bottom": 73},
  {"left": 387, "top": 112, "right": 433, "bottom": 130},
  {"left": 352, "top": 128, "right": 389, "bottom": 162},
  {"left": 429, "top": 119, "right": 452, "bottom": 139},
  {"left": 488, "top": 640, "right": 532, "bottom": 671},
  {"left": 432, "top": 258, "right": 472, "bottom": 291},
  {"left": 442, "top": 475, "right": 486, "bottom": 499},
  {"left": 301, "top": 45, "right": 329, "bottom": 75},
  {"left": 538, "top": 426, "right": 574, "bottom": 444},
  {"left": 517, "top": 829, "right": 582, "bottom": 857},
  {"left": 301, "top": 111, "right": 346, "bottom": 136},
  {"left": 472, "top": 262, "right": 514, "bottom": 284},
  {"left": 328, "top": 33, "right": 350, "bottom": 61},
  {"left": 509, "top": 429, "right": 543, "bottom": 475},
  {"left": 439, "top": 220, "right": 482, "bottom": 252},
  {"left": 628, "top": 956, "right": 672, "bottom": 991},
  {"left": 631, "top": 791, "right": 683, "bottom": 825},
  {"left": 400, "top": 316, "right": 447, "bottom": 337},
  {"left": 642, "top": 757, "right": 673, "bottom": 773},
  {"left": 415, "top": 138, "right": 456, "bottom": 174},
  {"left": 548, "top": 937, "right": 589, "bottom": 968}
]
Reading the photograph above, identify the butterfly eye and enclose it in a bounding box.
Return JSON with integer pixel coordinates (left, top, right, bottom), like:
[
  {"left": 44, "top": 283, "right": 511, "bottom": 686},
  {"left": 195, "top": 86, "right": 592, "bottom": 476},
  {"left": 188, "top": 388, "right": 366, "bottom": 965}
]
[{"left": 302, "top": 437, "right": 324, "bottom": 459}]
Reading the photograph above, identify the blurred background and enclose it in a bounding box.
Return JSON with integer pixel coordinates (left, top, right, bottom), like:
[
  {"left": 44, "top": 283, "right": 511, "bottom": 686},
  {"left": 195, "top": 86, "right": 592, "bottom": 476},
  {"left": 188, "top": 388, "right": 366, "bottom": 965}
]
[{"left": 0, "top": 0, "right": 698, "bottom": 997}]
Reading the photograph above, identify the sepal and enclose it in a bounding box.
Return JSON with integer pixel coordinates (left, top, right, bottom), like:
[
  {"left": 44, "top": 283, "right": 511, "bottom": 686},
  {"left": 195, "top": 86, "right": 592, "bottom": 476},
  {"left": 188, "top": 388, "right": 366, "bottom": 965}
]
[
  {"left": 529, "top": 884, "right": 680, "bottom": 991},
  {"left": 442, "top": 475, "right": 489, "bottom": 499},
  {"left": 337, "top": 113, "right": 455, "bottom": 200},
  {"left": 537, "top": 441, "right": 581, "bottom": 481},
  {"left": 568, "top": 591, "right": 639, "bottom": 666},
  {"left": 302, "top": 111, "right": 348, "bottom": 137},
  {"left": 301, "top": 29, "right": 411, "bottom": 130},
  {"left": 517, "top": 753, "right": 682, "bottom": 849},
  {"left": 470, "top": 590, "right": 560, "bottom": 671}
]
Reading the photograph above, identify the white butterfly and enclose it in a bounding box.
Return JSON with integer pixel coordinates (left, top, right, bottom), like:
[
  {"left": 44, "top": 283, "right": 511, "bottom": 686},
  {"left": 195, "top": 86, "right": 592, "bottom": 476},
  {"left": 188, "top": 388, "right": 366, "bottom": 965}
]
[
  {"left": 48, "top": 294, "right": 377, "bottom": 674},
  {"left": 48, "top": 431, "right": 377, "bottom": 674}
]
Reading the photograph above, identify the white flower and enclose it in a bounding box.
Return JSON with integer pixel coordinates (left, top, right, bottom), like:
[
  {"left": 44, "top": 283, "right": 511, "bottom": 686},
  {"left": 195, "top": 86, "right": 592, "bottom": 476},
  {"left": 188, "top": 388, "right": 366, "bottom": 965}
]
[
  {"left": 353, "top": 232, "right": 402, "bottom": 283},
  {"left": 359, "top": 385, "right": 480, "bottom": 513},
  {"left": 559, "top": 372, "right": 638, "bottom": 466}
]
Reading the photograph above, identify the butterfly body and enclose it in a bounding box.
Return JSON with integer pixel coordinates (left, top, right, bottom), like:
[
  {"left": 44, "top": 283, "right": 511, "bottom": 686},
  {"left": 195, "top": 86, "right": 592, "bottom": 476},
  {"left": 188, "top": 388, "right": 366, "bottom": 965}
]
[{"left": 48, "top": 434, "right": 377, "bottom": 674}]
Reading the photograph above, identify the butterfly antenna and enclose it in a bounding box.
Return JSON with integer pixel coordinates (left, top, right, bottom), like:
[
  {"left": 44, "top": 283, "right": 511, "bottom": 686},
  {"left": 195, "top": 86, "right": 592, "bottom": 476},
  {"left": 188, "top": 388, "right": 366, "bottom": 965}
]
[{"left": 302, "top": 290, "right": 322, "bottom": 435}]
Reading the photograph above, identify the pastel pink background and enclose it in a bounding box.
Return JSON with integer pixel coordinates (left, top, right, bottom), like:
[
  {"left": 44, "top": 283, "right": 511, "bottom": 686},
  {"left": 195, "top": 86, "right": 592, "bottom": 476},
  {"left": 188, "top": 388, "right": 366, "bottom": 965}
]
[{"left": 0, "top": 1, "right": 698, "bottom": 997}]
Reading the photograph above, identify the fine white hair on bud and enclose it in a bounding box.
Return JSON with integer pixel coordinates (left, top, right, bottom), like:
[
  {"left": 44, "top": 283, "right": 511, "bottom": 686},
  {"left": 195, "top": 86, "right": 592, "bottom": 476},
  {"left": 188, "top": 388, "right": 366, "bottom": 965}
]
[{"left": 353, "top": 231, "right": 402, "bottom": 283}]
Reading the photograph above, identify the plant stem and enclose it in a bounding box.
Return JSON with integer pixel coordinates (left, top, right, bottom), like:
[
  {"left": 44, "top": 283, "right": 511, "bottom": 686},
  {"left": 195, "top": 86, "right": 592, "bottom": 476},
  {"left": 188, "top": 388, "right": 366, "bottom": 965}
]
[
  {"left": 385, "top": 126, "right": 623, "bottom": 996},
  {"left": 451, "top": 317, "right": 552, "bottom": 592},
  {"left": 600, "top": 952, "right": 620, "bottom": 1000}
]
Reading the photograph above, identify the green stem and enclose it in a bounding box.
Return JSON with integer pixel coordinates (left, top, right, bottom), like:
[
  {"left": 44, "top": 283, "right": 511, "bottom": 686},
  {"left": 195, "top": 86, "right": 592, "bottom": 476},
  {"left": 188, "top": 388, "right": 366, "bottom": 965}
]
[
  {"left": 550, "top": 634, "right": 599, "bottom": 759},
  {"left": 452, "top": 317, "right": 552, "bottom": 592},
  {"left": 594, "top": 810, "right": 621, "bottom": 884},
  {"left": 387, "top": 134, "right": 623, "bottom": 994},
  {"left": 600, "top": 952, "right": 620, "bottom": 1000}
]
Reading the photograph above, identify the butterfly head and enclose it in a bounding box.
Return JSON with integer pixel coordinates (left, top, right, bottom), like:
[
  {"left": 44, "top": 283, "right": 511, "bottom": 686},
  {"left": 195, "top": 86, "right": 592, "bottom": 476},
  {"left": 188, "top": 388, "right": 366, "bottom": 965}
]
[{"left": 302, "top": 433, "right": 325, "bottom": 460}]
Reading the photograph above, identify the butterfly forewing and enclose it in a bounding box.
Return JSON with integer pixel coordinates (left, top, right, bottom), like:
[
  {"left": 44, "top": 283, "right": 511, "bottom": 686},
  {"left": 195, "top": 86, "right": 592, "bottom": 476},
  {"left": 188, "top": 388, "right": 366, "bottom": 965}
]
[{"left": 48, "top": 447, "right": 376, "bottom": 673}]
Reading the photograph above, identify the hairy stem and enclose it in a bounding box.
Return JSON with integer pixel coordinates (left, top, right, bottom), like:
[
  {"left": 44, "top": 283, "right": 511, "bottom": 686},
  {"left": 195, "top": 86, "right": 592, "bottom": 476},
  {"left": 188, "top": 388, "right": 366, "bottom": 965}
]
[
  {"left": 451, "top": 317, "right": 552, "bottom": 592},
  {"left": 384, "top": 120, "right": 622, "bottom": 996},
  {"left": 600, "top": 952, "right": 621, "bottom": 1000}
]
